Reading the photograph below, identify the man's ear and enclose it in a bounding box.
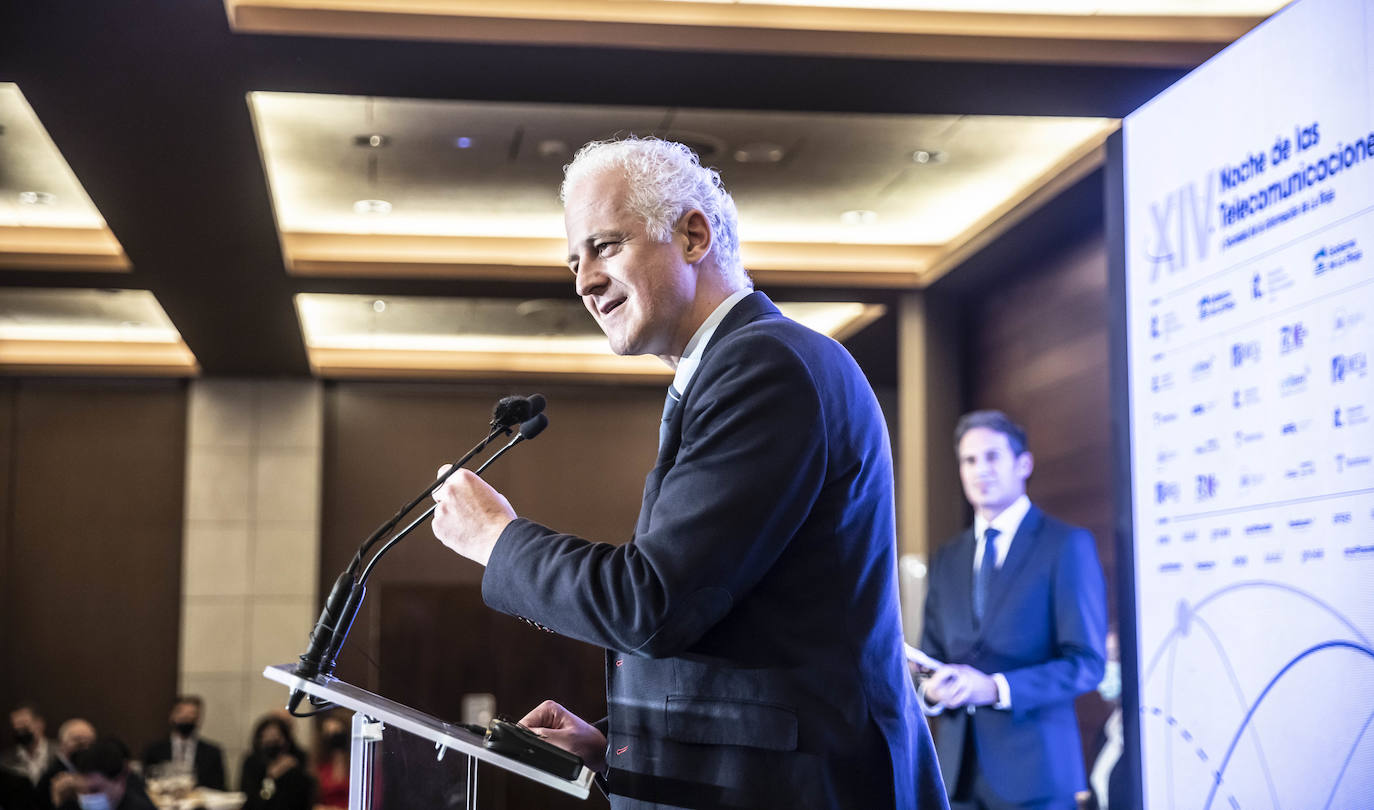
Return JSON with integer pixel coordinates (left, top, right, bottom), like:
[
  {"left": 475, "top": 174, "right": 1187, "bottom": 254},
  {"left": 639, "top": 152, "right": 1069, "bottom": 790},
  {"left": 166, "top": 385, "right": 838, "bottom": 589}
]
[
  {"left": 679, "top": 209, "right": 713, "bottom": 264},
  {"left": 1016, "top": 451, "right": 1034, "bottom": 480}
]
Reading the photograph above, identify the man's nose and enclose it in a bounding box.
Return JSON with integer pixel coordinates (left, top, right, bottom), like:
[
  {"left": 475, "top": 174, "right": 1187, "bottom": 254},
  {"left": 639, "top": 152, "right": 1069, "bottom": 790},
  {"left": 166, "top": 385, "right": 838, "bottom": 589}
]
[{"left": 574, "top": 264, "right": 607, "bottom": 298}]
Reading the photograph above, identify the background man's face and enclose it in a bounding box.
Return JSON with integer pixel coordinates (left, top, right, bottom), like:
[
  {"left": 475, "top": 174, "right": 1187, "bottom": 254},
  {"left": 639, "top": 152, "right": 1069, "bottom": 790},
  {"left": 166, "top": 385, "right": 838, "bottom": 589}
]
[
  {"left": 170, "top": 701, "right": 200, "bottom": 729},
  {"left": 59, "top": 722, "right": 96, "bottom": 756},
  {"left": 564, "top": 170, "right": 698, "bottom": 359},
  {"left": 957, "top": 426, "right": 1031, "bottom": 516},
  {"left": 10, "top": 709, "right": 41, "bottom": 742}
]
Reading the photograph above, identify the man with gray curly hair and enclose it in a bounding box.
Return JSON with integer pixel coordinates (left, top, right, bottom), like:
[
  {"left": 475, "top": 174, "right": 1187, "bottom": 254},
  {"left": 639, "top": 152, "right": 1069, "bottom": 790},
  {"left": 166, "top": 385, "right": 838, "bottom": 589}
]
[{"left": 432, "top": 136, "right": 948, "bottom": 809}]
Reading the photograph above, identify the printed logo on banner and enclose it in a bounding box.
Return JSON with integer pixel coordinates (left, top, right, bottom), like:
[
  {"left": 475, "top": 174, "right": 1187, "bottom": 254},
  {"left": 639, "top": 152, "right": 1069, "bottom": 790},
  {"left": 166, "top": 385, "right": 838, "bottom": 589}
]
[
  {"left": 1191, "top": 355, "right": 1217, "bottom": 381},
  {"left": 1233, "top": 386, "right": 1261, "bottom": 409},
  {"left": 1280, "top": 367, "right": 1310, "bottom": 396},
  {"left": 1195, "top": 473, "right": 1219, "bottom": 501},
  {"left": 1334, "top": 405, "right": 1369, "bottom": 427},
  {"left": 1199, "top": 290, "right": 1236, "bottom": 320},
  {"left": 1279, "top": 321, "right": 1308, "bottom": 354},
  {"left": 1233, "top": 340, "right": 1262, "bottom": 367},
  {"left": 1155, "top": 481, "right": 1181, "bottom": 504},
  {"left": 1194, "top": 437, "right": 1221, "bottom": 455},
  {"left": 1335, "top": 454, "right": 1372, "bottom": 474},
  {"left": 1332, "top": 352, "right": 1368, "bottom": 383},
  {"left": 1235, "top": 429, "right": 1265, "bottom": 447},
  {"left": 1333, "top": 308, "right": 1365, "bottom": 338},
  {"left": 1238, "top": 470, "right": 1265, "bottom": 490},
  {"left": 1285, "top": 459, "right": 1317, "bottom": 479},
  {"left": 1313, "top": 238, "right": 1362, "bottom": 276},
  {"left": 1152, "top": 373, "right": 1175, "bottom": 393},
  {"left": 1154, "top": 410, "right": 1179, "bottom": 427}
]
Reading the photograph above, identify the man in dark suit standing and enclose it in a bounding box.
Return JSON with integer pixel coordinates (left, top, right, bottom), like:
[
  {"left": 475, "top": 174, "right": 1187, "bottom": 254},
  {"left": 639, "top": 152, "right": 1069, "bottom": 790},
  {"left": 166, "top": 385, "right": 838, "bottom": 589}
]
[
  {"left": 919, "top": 411, "right": 1106, "bottom": 810},
  {"left": 430, "top": 136, "right": 947, "bottom": 809},
  {"left": 140, "top": 696, "right": 225, "bottom": 791}
]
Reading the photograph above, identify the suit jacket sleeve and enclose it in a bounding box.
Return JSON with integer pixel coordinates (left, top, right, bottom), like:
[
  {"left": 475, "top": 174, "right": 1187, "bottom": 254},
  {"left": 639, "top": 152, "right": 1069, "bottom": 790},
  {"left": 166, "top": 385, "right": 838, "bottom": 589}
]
[
  {"left": 482, "top": 330, "right": 829, "bottom": 657},
  {"left": 1002, "top": 527, "right": 1107, "bottom": 718}
]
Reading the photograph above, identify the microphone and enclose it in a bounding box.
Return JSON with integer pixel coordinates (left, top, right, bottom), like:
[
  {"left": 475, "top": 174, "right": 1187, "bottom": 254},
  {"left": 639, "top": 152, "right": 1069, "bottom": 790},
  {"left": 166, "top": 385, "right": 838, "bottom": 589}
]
[
  {"left": 287, "top": 399, "right": 550, "bottom": 716},
  {"left": 490, "top": 393, "right": 546, "bottom": 429}
]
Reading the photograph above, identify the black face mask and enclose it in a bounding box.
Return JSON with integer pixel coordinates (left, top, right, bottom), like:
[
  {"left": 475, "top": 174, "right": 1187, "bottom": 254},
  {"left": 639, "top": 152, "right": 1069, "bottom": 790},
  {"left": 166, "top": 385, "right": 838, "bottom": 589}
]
[
  {"left": 172, "top": 722, "right": 197, "bottom": 738},
  {"left": 326, "top": 732, "right": 348, "bottom": 751},
  {"left": 12, "top": 729, "right": 35, "bottom": 747},
  {"left": 262, "top": 742, "right": 285, "bottom": 761}
]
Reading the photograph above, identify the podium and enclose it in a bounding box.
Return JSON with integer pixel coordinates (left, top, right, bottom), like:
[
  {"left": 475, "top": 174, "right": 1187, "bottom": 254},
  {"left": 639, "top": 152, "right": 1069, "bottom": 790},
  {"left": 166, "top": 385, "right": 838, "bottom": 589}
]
[{"left": 262, "top": 664, "right": 596, "bottom": 809}]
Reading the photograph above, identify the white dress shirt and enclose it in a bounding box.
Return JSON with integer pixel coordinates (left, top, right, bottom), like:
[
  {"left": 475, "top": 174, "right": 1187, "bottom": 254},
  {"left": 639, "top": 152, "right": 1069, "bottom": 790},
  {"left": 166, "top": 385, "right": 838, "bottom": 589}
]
[
  {"left": 671, "top": 288, "right": 753, "bottom": 395},
  {"left": 972, "top": 494, "right": 1032, "bottom": 710}
]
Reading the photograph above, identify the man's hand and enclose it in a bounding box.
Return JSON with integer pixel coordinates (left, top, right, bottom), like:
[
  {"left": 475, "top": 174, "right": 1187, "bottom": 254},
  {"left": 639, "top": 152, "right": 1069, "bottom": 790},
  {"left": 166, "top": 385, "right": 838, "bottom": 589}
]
[
  {"left": 51, "top": 772, "right": 82, "bottom": 806},
  {"left": 431, "top": 466, "right": 517, "bottom": 567},
  {"left": 518, "top": 700, "right": 608, "bottom": 775},
  {"left": 924, "top": 664, "right": 999, "bottom": 709}
]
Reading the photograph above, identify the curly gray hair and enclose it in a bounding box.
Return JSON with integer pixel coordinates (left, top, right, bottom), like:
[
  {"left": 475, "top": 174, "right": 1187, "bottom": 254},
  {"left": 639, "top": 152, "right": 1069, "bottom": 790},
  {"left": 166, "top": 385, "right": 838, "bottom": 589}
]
[{"left": 561, "top": 136, "right": 749, "bottom": 287}]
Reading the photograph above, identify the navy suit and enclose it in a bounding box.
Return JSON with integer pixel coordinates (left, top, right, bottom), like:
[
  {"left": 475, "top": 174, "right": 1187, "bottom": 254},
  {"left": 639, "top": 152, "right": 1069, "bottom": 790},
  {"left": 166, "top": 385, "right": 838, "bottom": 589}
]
[
  {"left": 483, "top": 292, "right": 948, "bottom": 809},
  {"left": 921, "top": 505, "right": 1106, "bottom": 807}
]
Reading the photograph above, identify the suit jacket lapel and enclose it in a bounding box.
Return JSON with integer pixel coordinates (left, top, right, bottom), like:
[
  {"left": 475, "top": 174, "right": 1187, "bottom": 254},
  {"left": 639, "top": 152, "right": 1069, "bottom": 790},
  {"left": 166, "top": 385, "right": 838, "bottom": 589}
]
[
  {"left": 949, "top": 528, "right": 978, "bottom": 638},
  {"left": 979, "top": 504, "right": 1044, "bottom": 631},
  {"left": 640, "top": 290, "right": 780, "bottom": 524}
]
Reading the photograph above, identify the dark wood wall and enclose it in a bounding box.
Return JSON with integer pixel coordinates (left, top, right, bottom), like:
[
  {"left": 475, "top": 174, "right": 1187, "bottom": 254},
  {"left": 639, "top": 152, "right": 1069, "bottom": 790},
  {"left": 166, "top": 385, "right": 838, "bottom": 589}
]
[
  {"left": 0, "top": 379, "right": 186, "bottom": 752},
  {"left": 320, "top": 381, "right": 666, "bottom": 808},
  {"left": 963, "top": 230, "right": 1114, "bottom": 599}
]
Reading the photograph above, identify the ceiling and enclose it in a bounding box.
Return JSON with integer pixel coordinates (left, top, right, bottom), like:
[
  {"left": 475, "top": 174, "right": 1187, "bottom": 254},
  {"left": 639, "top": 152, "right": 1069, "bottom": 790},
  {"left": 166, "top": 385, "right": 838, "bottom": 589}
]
[{"left": 0, "top": 1, "right": 1283, "bottom": 381}]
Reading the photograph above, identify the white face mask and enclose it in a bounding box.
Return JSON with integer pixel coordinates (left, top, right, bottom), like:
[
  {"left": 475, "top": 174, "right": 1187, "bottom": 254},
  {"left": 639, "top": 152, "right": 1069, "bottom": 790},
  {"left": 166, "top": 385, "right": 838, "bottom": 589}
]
[
  {"left": 1097, "top": 660, "right": 1123, "bottom": 702},
  {"left": 77, "top": 793, "right": 113, "bottom": 810}
]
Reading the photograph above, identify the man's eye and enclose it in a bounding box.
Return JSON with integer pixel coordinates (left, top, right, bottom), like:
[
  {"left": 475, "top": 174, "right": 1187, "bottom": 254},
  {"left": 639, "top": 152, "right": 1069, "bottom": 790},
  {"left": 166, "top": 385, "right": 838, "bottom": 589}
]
[{"left": 595, "top": 241, "right": 619, "bottom": 256}]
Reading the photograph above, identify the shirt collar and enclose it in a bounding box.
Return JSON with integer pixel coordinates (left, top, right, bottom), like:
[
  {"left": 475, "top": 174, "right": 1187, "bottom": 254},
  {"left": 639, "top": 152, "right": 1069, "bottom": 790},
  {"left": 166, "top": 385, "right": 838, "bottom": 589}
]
[
  {"left": 672, "top": 288, "right": 753, "bottom": 395},
  {"left": 973, "top": 494, "right": 1032, "bottom": 543}
]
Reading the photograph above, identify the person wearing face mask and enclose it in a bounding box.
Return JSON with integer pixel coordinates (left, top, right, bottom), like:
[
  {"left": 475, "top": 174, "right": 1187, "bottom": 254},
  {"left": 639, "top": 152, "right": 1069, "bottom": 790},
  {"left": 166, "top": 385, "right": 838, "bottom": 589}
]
[
  {"left": 3, "top": 704, "right": 58, "bottom": 790},
  {"left": 38, "top": 720, "right": 96, "bottom": 810},
  {"left": 63, "top": 739, "right": 154, "bottom": 810},
  {"left": 140, "top": 696, "right": 225, "bottom": 791},
  {"left": 239, "top": 716, "right": 312, "bottom": 810},
  {"left": 312, "top": 714, "right": 349, "bottom": 810},
  {"left": 918, "top": 411, "right": 1107, "bottom": 810}
]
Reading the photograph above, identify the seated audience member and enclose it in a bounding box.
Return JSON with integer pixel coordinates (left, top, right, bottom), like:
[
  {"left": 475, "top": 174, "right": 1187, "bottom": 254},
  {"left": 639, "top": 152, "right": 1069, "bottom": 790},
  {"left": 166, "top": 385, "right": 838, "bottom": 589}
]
[
  {"left": 3, "top": 704, "right": 58, "bottom": 788},
  {"left": 39, "top": 721, "right": 96, "bottom": 810},
  {"left": 312, "top": 714, "right": 348, "bottom": 810},
  {"left": 61, "top": 739, "right": 154, "bottom": 810},
  {"left": 141, "top": 696, "right": 225, "bottom": 790},
  {"left": 240, "top": 716, "right": 312, "bottom": 810}
]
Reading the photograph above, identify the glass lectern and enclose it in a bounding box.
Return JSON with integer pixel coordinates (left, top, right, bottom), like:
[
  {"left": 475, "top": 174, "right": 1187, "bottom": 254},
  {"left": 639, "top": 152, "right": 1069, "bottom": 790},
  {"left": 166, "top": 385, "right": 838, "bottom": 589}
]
[{"left": 262, "top": 664, "right": 596, "bottom": 809}]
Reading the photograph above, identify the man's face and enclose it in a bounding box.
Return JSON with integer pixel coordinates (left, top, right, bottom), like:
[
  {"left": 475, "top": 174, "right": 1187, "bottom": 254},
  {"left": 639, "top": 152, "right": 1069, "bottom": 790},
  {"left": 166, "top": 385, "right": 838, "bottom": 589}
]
[
  {"left": 957, "top": 426, "right": 1032, "bottom": 516},
  {"left": 10, "top": 709, "right": 41, "bottom": 743},
  {"left": 60, "top": 721, "right": 96, "bottom": 756},
  {"left": 170, "top": 701, "right": 200, "bottom": 729},
  {"left": 564, "top": 169, "right": 699, "bottom": 359}
]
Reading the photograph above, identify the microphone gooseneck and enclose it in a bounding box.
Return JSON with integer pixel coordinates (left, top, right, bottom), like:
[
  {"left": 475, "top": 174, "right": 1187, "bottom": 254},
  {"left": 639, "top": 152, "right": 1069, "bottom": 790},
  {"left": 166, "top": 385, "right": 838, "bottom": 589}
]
[{"left": 287, "top": 397, "right": 551, "bottom": 716}]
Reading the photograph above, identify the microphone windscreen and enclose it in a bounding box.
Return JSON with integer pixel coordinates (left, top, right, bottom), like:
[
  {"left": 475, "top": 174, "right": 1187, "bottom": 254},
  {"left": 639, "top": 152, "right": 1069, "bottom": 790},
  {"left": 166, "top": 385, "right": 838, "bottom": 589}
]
[
  {"left": 517, "top": 412, "right": 549, "bottom": 440},
  {"left": 526, "top": 394, "right": 547, "bottom": 416},
  {"left": 491, "top": 396, "right": 534, "bottom": 427}
]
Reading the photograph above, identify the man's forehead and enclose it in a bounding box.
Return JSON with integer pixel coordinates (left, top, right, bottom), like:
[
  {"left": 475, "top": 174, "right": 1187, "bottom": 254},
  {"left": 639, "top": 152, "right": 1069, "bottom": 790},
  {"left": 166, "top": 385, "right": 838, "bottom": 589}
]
[{"left": 960, "top": 427, "right": 1014, "bottom": 453}]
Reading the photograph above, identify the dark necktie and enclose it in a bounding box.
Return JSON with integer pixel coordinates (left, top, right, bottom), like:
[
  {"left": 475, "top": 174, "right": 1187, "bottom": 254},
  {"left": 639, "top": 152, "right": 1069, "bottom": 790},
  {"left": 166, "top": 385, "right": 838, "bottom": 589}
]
[
  {"left": 973, "top": 527, "right": 1000, "bottom": 625},
  {"left": 659, "top": 384, "right": 681, "bottom": 451}
]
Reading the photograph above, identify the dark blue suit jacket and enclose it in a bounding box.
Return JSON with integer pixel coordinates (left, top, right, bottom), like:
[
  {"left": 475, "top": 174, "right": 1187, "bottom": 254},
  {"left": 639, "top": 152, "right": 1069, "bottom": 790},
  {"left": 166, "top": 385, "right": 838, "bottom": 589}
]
[
  {"left": 921, "top": 505, "right": 1106, "bottom": 804},
  {"left": 483, "top": 292, "right": 948, "bottom": 809}
]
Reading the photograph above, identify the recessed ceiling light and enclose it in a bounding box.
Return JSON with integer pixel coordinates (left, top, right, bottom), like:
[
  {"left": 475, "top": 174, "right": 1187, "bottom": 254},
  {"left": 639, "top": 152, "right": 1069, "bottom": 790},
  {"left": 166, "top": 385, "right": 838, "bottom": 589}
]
[
  {"left": 911, "top": 149, "right": 947, "bottom": 164},
  {"left": 372, "top": 299, "right": 387, "bottom": 313},
  {"left": 537, "top": 139, "right": 568, "bottom": 159},
  {"left": 840, "top": 209, "right": 878, "bottom": 226},
  {"left": 18, "top": 191, "right": 56, "bottom": 205},
  {"left": 454, "top": 136, "right": 475, "bottom": 149},
  {"left": 733, "top": 142, "right": 785, "bottom": 164},
  {"left": 353, "top": 199, "right": 392, "bottom": 215},
  {"left": 354, "top": 134, "right": 390, "bottom": 148}
]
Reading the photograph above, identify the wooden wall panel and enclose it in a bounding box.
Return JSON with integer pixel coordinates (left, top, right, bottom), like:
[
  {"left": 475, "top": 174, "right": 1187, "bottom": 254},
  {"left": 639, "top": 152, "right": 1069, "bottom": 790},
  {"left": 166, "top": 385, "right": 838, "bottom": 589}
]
[
  {"left": 320, "top": 381, "right": 662, "bottom": 722},
  {"left": 2, "top": 379, "right": 186, "bottom": 751}
]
